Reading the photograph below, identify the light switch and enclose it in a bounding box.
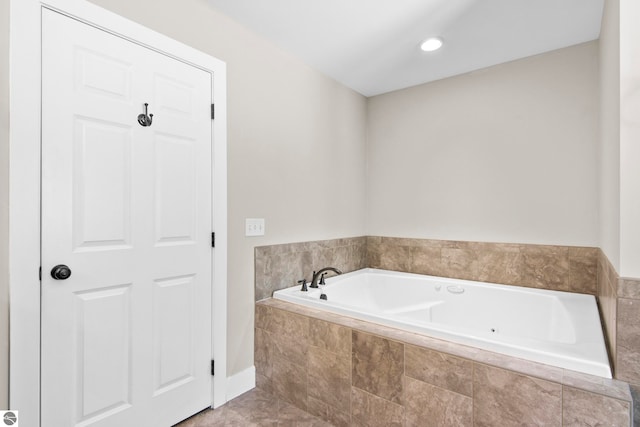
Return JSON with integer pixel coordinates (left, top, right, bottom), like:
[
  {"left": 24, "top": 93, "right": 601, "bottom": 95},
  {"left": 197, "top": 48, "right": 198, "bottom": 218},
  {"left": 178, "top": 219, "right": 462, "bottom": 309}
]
[{"left": 245, "top": 218, "right": 265, "bottom": 236}]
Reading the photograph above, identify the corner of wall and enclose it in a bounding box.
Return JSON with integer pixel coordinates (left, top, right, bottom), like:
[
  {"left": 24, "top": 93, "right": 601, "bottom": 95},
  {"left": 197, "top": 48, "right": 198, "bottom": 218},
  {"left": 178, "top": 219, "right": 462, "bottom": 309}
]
[
  {"left": 619, "top": 0, "right": 640, "bottom": 278},
  {"left": 598, "top": 0, "right": 621, "bottom": 274}
]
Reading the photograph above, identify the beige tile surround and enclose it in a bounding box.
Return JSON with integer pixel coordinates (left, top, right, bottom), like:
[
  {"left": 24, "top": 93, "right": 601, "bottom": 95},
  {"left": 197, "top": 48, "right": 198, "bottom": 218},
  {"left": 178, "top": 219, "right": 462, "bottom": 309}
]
[
  {"left": 367, "top": 236, "right": 598, "bottom": 295},
  {"left": 255, "top": 236, "right": 598, "bottom": 301},
  {"left": 255, "top": 299, "right": 632, "bottom": 426},
  {"left": 255, "top": 236, "right": 640, "bottom": 424},
  {"left": 598, "top": 249, "right": 640, "bottom": 422},
  {"left": 255, "top": 237, "right": 367, "bottom": 301},
  {"left": 599, "top": 251, "right": 619, "bottom": 373}
]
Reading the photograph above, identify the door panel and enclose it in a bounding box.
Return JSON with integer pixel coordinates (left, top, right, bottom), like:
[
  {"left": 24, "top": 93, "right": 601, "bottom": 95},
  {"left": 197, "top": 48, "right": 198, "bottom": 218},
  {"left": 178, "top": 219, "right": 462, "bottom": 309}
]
[
  {"left": 75, "top": 285, "right": 132, "bottom": 421},
  {"left": 152, "top": 275, "right": 195, "bottom": 396},
  {"left": 73, "top": 118, "right": 133, "bottom": 251},
  {"left": 76, "top": 48, "right": 133, "bottom": 101},
  {"left": 41, "top": 9, "right": 212, "bottom": 427},
  {"left": 154, "top": 75, "right": 194, "bottom": 118},
  {"left": 154, "top": 135, "right": 197, "bottom": 245}
]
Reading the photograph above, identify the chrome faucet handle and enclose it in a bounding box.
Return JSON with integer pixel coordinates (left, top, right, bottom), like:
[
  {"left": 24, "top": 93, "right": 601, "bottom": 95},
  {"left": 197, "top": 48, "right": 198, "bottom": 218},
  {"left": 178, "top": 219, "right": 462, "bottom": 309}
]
[{"left": 298, "top": 279, "right": 308, "bottom": 292}]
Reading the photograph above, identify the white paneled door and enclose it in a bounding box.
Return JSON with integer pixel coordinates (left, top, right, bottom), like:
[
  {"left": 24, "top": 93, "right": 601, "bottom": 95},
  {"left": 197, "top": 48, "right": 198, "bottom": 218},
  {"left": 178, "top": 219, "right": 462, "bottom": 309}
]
[{"left": 41, "top": 9, "right": 213, "bottom": 427}]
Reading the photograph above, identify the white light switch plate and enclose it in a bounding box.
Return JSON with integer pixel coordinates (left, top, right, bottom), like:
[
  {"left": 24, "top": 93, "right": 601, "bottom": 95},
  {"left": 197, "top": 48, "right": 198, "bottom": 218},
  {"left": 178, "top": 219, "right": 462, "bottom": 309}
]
[{"left": 245, "top": 218, "right": 265, "bottom": 236}]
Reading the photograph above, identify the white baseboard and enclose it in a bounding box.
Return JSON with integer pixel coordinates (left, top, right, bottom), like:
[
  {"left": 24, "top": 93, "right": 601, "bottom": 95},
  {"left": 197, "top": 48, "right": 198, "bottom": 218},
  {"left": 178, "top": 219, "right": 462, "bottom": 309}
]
[{"left": 226, "top": 366, "right": 256, "bottom": 401}]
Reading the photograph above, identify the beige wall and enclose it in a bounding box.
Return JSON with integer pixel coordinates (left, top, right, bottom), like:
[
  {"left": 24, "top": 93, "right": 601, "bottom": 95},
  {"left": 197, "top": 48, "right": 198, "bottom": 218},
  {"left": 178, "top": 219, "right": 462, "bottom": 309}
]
[
  {"left": 87, "top": 0, "right": 368, "bottom": 376},
  {"left": 619, "top": 0, "right": 640, "bottom": 277},
  {"left": 367, "top": 42, "right": 599, "bottom": 247},
  {"left": 599, "top": 0, "right": 640, "bottom": 278},
  {"left": 599, "top": 0, "right": 620, "bottom": 272},
  {"left": 0, "top": 0, "right": 8, "bottom": 412}
]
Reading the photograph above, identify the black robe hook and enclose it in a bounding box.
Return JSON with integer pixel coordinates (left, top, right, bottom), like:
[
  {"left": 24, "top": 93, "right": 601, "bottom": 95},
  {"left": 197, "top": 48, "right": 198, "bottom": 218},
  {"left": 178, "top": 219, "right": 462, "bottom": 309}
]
[{"left": 137, "top": 103, "right": 153, "bottom": 127}]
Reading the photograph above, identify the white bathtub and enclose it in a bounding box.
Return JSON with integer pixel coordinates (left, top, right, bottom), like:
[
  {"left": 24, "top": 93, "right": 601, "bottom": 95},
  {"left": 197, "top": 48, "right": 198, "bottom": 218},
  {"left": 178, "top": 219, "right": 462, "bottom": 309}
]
[{"left": 273, "top": 268, "right": 612, "bottom": 378}]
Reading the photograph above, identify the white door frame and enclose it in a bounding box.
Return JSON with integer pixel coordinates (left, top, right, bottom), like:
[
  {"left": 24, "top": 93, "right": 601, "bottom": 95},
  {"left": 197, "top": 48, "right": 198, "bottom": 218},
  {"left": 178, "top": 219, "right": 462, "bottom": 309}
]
[{"left": 9, "top": 1, "right": 228, "bottom": 425}]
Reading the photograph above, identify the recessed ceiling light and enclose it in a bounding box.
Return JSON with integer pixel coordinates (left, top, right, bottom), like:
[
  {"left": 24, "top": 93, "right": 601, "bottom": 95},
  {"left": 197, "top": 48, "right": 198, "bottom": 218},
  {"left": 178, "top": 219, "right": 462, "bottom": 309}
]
[{"left": 420, "top": 37, "right": 443, "bottom": 52}]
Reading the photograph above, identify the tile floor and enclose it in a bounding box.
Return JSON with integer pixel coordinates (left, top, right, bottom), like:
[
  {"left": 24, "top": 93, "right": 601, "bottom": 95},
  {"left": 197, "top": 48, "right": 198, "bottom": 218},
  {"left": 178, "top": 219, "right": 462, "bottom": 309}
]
[{"left": 175, "top": 388, "right": 334, "bottom": 426}]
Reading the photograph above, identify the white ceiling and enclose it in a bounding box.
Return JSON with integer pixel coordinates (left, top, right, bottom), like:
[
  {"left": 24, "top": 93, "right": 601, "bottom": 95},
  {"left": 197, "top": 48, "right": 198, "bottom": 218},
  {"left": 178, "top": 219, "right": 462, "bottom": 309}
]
[{"left": 207, "top": 0, "right": 604, "bottom": 97}]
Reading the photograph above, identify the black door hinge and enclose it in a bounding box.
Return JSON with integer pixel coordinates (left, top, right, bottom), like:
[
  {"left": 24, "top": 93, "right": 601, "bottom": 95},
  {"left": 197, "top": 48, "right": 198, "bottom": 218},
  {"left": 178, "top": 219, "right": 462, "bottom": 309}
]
[
  {"left": 211, "top": 360, "right": 215, "bottom": 376},
  {"left": 211, "top": 232, "right": 215, "bottom": 248},
  {"left": 211, "top": 104, "right": 215, "bottom": 120}
]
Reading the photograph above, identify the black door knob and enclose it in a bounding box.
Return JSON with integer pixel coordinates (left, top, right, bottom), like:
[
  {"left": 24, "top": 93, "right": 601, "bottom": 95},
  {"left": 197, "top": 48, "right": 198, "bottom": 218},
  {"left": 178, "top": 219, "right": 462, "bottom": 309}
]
[{"left": 51, "top": 264, "right": 72, "bottom": 280}]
